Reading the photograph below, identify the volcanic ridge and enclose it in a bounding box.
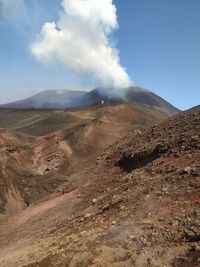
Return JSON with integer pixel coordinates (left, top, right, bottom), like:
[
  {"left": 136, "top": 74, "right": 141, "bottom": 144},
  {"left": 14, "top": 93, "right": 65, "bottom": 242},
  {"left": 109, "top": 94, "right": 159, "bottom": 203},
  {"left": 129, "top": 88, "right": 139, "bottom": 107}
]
[{"left": 0, "top": 93, "right": 199, "bottom": 267}]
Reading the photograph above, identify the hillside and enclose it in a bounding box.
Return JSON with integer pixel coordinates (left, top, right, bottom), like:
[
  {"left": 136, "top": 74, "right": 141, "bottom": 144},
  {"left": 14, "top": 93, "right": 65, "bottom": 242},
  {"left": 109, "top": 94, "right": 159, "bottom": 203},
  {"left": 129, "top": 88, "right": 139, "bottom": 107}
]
[
  {"left": 1, "top": 87, "right": 179, "bottom": 115},
  {"left": 0, "top": 90, "right": 86, "bottom": 109},
  {"left": 0, "top": 103, "right": 168, "bottom": 215},
  {"left": 124, "top": 87, "right": 179, "bottom": 116},
  {"left": 0, "top": 106, "right": 199, "bottom": 266}
]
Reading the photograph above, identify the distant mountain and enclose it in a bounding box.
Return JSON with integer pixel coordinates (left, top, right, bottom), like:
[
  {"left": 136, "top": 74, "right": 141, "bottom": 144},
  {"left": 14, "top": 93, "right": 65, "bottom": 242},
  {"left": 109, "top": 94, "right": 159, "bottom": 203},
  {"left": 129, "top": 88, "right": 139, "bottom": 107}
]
[
  {"left": 78, "top": 87, "right": 123, "bottom": 107},
  {"left": 79, "top": 87, "right": 179, "bottom": 115},
  {"left": 124, "top": 87, "right": 180, "bottom": 116},
  {"left": 1, "top": 86, "right": 179, "bottom": 115},
  {"left": 1, "top": 90, "right": 86, "bottom": 109},
  {"left": 185, "top": 105, "right": 200, "bottom": 114}
]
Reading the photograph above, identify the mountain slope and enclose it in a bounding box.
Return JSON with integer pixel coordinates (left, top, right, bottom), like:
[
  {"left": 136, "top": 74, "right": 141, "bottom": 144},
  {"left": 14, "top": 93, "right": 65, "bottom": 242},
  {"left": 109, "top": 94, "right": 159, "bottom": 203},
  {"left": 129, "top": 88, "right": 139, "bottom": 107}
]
[
  {"left": 0, "top": 103, "right": 168, "bottom": 215},
  {"left": 1, "top": 87, "right": 179, "bottom": 115},
  {"left": 79, "top": 86, "right": 179, "bottom": 116},
  {"left": 185, "top": 105, "right": 200, "bottom": 114},
  {"left": 1, "top": 90, "right": 86, "bottom": 109},
  {"left": 124, "top": 87, "right": 179, "bottom": 115},
  {"left": 0, "top": 106, "right": 199, "bottom": 267}
]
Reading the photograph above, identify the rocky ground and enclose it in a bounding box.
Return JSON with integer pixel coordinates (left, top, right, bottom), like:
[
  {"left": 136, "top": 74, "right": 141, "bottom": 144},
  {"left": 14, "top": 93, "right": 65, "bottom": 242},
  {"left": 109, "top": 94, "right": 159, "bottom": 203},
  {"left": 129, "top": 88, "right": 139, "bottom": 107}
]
[
  {"left": 0, "top": 107, "right": 199, "bottom": 266},
  {"left": 0, "top": 104, "right": 167, "bottom": 214}
]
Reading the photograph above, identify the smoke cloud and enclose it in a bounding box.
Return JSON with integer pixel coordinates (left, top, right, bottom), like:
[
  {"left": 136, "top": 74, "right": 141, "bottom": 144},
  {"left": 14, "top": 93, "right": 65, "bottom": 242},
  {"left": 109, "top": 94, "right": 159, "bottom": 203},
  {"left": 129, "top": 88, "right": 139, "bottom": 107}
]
[{"left": 31, "top": 0, "right": 132, "bottom": 88}]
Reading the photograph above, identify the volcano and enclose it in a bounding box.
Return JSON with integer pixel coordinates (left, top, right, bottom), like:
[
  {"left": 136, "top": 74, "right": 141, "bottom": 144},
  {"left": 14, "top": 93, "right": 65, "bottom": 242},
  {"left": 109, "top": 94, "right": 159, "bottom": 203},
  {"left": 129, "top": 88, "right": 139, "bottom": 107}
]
[{"left": 1, "top": 86, "right": 179, "bottom": 116}]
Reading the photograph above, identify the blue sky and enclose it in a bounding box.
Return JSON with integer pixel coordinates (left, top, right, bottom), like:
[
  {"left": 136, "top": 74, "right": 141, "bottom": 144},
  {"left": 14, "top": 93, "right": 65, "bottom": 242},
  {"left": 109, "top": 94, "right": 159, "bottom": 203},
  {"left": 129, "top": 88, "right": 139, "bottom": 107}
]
[{"left": 0, "top": 0, "right": 200, "bottom": 110}]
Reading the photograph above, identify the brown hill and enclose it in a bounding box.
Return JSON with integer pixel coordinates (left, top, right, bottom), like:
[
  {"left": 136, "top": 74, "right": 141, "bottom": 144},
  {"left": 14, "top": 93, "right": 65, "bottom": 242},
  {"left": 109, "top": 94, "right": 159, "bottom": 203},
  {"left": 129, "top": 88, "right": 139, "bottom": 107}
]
[
  {"left": 0, "top": 107, "right": 199, "bottom": 266},
  {"left": 0, "top": 103, "right": 167, "bottom": 215}
]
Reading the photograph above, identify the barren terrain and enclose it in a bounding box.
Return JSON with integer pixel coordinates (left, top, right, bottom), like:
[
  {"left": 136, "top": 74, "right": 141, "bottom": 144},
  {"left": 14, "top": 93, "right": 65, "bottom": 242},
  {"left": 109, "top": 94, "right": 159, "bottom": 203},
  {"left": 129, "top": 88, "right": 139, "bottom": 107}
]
[
  {"left": 0, "top": 105, "right": 199, "bottom": 266},
  {"left": 0, "top": 104, "right": 167, "bottom": 214}
]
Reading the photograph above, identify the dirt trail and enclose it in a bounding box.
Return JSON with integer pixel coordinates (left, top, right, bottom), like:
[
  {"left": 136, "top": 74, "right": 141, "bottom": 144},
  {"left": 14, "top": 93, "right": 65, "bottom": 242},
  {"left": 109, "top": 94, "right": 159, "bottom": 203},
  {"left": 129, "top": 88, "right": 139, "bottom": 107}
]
[
  {"left": 16, "top": 189, "right": 78, "bottom": 227},
  {"left": 1, "top": 189, "right": 78, "bottom": 229},
  {"left": 0, "top": 189, "right": 80, "bottom": 266}
]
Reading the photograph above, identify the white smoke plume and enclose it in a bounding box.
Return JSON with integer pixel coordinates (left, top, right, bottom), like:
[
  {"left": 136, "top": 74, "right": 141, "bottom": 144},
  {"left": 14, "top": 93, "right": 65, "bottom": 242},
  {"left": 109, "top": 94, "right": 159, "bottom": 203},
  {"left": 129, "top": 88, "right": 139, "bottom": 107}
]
[{"left": 31, "top": 0, "right": 132, "bottom": 88}]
